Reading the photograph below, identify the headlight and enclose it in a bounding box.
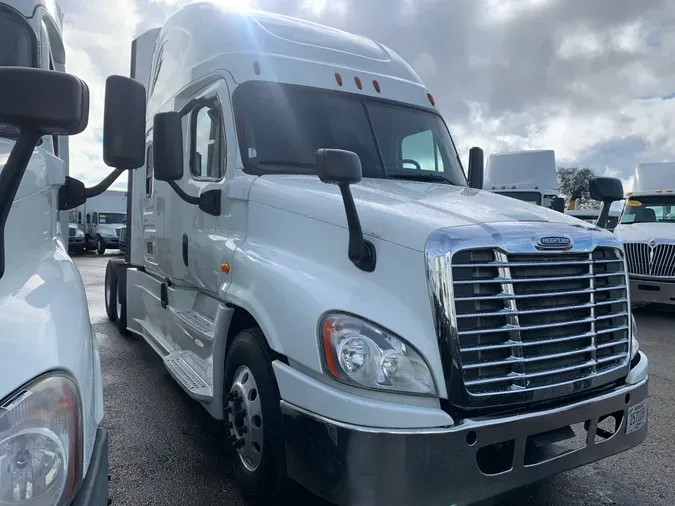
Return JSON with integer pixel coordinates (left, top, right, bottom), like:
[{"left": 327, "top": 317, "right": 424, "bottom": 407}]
[
  {"left": 0, "top": 374, "right": 83, "bottom": 505},
  {"left": 75, "top": 230, "right": 84, "bottom": 238},
  {"left": 319, "top": 313, "right": 436, "bottom": 396},
  {"left": 99, "top": 230, "right": 114, "bottom": 237},
  {"left": 631, "top": 315, "right": 640, "bottom": 359}
]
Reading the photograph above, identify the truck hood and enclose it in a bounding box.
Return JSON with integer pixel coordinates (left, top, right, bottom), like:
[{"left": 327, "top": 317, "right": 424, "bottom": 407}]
[
  {"left": 249, "top": 175, "right": 587, "bottom": 251},
  {"left": 614, "top": 222, "right": 675, "bottom": 243}
]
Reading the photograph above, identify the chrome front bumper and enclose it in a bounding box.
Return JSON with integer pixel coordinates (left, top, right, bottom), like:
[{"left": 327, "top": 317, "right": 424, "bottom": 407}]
[
  {"left": 282, "top": 353, "right": 649, "bottom": 506},
  {"left": 630, "top": 277, "right": 675, "bottom": 305}
]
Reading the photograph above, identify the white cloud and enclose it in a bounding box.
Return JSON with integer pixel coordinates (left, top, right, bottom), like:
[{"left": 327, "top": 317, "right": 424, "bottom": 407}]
[{"left": 58, "top": 0, "right": 675, "bottom": 189}]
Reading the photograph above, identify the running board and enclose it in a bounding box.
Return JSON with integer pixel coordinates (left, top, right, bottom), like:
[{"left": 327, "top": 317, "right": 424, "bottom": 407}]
[
  {"left": 170, "top": 308, "right": 215, "bottom": 342},
  {"left": 163, "top": 350, "right": 213, "bottom": 400}
]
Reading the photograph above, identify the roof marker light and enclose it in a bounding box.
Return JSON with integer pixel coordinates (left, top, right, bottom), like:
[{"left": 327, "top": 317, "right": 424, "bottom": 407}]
[
  {"left": 354, "top": 76, "right": 363, "bottom": 90},
  {"left": 427, "top": 93, "right": 435, "bottom": 106},
  {"left": 253, "top": 61, "right": 261, "bottom": 75},
  {"left": 373, "top": 80, "right": 381, "bottom": 93},
  {"left": 335, "top": 72, "right": 343, "bottom": 86}
]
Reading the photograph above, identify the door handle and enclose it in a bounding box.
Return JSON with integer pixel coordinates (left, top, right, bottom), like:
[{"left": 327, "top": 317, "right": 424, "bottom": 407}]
[{"left": 182, "top": 234, "right": 188, "bottom": 267}]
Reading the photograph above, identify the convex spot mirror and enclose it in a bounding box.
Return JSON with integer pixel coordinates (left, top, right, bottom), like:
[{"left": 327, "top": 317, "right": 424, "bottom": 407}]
[
  {"left": 103, "top": 75, "right": 146, "bottom": 170},
  {"left": 590, "top": 176, "right": 624, "bottom": 203},
  {"left": 316, "top": 148, "right": 363, "bottom": 186},
  {"left": 0, "top": 67, "right": 89, "bottom": 135}
]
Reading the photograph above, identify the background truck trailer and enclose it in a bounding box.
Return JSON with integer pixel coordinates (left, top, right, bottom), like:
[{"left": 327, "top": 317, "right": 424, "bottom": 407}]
[
  {"left": 72, "top": 188, "right": 127, "bottom": 254},
  {"left": 96, "top": 4, "right": 647, "bottom": 505},
  {"left": 484, "top": 149, "right": 565, "bottom": 211},
  {"left": 614, "top": 162, "right": 675, "bottom": 306}
]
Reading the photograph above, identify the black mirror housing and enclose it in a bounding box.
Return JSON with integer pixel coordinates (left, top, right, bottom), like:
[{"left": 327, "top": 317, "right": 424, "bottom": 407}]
[
  {"left": 0, "top": 67, "right": 89, "bottom": 135},
  {"left": 153, "top": 112, "right": 184, "bottom": 181},
  {"left": 468, "top": 147, "right": 484, "bottom": 189},
  {"left": 590, "top": 176, "right": 624, "bottom": 203},
  {"left": 552, "top": 196, "right": 565, "bottom": 213},
  {"left": 103, "top": 75, "right": 146, "bottom": 170},
  {"left": 316, "top": 149, "right": 362, "bottom": 186}
]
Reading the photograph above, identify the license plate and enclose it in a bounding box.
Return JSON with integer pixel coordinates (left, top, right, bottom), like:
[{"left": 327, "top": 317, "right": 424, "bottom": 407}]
[{"left": 626, "top": 400, "right": 647, "bottom": 434}]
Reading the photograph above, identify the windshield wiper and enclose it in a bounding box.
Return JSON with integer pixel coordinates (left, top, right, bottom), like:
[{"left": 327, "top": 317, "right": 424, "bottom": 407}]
[
  {"left": 258, "top": 160, "right": 316, "bottom": 168},
  {"left": 387, "top": 172, "right": 452, "bottom": 185}
]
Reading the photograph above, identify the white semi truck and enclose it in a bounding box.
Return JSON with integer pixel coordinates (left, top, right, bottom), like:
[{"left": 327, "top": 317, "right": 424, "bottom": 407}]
[
  {"left": 98, "top": 4, "right": 648, "bottom": 505},
  {"left": 614, "top": 162, "right": 675, "bottom": 306},
  {"left": 70, "top": 189, "right": 126, "bottom": 254},
  {"left": 0, "top": 0, "right": 108, "bottom": 504},
  {"left": 484, "top": 149, "right": 565, "bottom": 212}
]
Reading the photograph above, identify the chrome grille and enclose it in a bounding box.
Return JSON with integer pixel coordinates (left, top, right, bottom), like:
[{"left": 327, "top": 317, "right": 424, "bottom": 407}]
[
  {"left": 451, "top": 247, "right": 629, "bottom": 397},
  {"left": 624, "top": 242, "right": 675, "bottom": 278},
  {"left": 115, "top": 228, "right": 123, "bottom": 238}
]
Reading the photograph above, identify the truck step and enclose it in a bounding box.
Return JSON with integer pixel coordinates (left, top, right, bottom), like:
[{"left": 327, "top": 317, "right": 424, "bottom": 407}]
[
  {"left": 171, "top": 309, "right": 215, "bottom": 339},
  {"left": 163, "top": 351, "right": 213, "bottom": 399}
]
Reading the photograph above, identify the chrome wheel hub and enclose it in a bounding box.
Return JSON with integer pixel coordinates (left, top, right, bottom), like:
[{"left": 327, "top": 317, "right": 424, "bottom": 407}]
[
  {"left": 115, "top": 279, "right": 122, "bottom": 319},
  {"left": 227, "top": 365, "right": 263, "bottom": 472}
]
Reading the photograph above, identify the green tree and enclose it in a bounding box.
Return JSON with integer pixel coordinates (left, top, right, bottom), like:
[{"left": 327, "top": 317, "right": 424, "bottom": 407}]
[{"left": 557, "top": 167, "right": 600, "bottom": 209}]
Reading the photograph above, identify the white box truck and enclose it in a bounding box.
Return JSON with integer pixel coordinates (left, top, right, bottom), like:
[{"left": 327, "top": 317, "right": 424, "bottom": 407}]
[
  {"left": 71, "top": 189, "right": 126, "bottom": 254},
  {"left": 484, "top": 149, "right": 565, "bottom": 212},
  {"left": 614, "top": 162, "right": 675, "bottom": 306},
  {"left": 97, "top": 4, "right": 648, "bottom": 505},
  {"left": 0, "top": 1, "right": 107, "bottom": 503}
]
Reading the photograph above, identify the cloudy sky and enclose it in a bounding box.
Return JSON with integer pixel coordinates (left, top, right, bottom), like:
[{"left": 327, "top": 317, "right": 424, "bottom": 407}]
[{"left": 59, "top": 0, "right": 675, "bottom": 191}]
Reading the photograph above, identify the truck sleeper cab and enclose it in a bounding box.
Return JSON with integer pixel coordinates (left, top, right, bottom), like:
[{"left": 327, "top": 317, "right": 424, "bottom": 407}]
[
  {"left": 0, "top": 1, "right": 107, "bottom": 504},
  {"left": 615, "top": 163, "right": 675, "bottom": 306},
  {"left": 102, "top": 4, "right": 648, "bottom": 505}
]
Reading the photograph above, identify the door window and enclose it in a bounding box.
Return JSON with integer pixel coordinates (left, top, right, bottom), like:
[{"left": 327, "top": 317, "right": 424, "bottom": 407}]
[
  {"left": 190, "top": 102, "right": 226, "bottom": 180},
  {"left": 145, "top": 145, "right": 154, "bottom": 197}
]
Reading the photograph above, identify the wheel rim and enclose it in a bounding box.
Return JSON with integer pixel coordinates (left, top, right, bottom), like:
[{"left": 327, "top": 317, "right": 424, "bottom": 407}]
[
  {"left": 227, "top": 366, "right": 263, "bottom": 472},
  {"left": 115, "top": 278, "right": 122, "bottom": 320}
]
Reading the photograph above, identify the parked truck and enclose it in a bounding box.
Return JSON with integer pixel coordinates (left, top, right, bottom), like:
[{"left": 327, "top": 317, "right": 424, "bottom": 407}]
[
  {"left": 98, "top": 4, "right": 648, "bottom": 505},
  {"left": 566, "top": 208, "right": 621, "bottom": 230},
  {"left": 0, "top": 0, "right": 107, "bottom": 503},
  {"left": 614, "top": 162, "right": 675, "bottom": 306},
  {"left": 71, "top": 189, "right": 126, "bottom": 254},
  {"left": 483, "top": 149, "right": 565, "bottom": 211}
]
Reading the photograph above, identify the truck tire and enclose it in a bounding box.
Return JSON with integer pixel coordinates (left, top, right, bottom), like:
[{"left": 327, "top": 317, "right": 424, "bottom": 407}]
[
  {"left": 96, "top": 236, "right": 106, "bottom": 256},
  {"left": 115, "top": 265, "right": 128, "bottom": 334},
  {"left": 104, "top": 259, "right": 125, "bottom": 321},
  {"left": 224, "top": 327, "right": 288, "bottom": 505}
]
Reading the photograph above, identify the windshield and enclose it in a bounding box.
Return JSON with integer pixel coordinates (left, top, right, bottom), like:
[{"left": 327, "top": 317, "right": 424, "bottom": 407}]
[
  {"left": 620, "top": 195, "right": 675, "bottom": 224},
  {"left": 495, "top": 191, "right": 542, "bottom": 206},
  {"left": 233, "top": 82, "right": 467, "bottom": 186},
  {"left": 98, "top": 213, "right": 126, "bottom": 225}
]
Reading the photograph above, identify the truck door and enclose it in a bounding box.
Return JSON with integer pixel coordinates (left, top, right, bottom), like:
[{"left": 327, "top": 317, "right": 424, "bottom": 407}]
[{"left": 182, "top": 78, "right": 234, "bottom": 295}]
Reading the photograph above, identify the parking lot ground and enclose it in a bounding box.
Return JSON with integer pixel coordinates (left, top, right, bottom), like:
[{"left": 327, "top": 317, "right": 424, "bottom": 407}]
[{"left": 75, "top": 253, "right": 674, "bottom": 506}]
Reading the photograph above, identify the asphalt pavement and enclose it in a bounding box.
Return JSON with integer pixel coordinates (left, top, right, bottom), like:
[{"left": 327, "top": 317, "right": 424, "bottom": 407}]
[{"left": 75, "top": 253, "right": 674, "bottom": 506}]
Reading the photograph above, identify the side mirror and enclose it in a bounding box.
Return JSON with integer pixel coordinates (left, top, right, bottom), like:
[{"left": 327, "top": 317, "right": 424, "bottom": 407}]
[
  {"left": 153, "top": 112, "right": 184, "bottom": 182},
  {"left": 0, "top": 67, "right": 89, "bottom": 135},
  {"left": 316, "top": 148, "right": 362, "bottom": 185},
  {"left": 467, "top": 147, "right": 484, "bottom": 189},
  {"left": 590, "top": 176, "right": 624, "bottom": 229},
  {"left": 589, "top": 176, "right": 624, "bottom": 202},
  {"left": 103, "top": 75, "right": 146, "bottom": 170},
  {"left": 0, "top": 68, "right": 89, "bottom": 280},
  {"left": 315, "top": 149, "right": 375, "bottom": 272},
  {"left": 552, "top": 196, "right": 565, "bottom": 213}
]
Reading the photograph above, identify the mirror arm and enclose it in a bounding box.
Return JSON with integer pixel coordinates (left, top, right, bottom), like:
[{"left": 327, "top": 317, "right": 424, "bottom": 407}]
[
  {"left": 596, "top": 201, "right": 612, "bottom": 229},
  {"left": 0, "top": 130, "right": 43, "bottom": 280},
  {"left": 168, "top": 181, "right": 199, "bottom": 205},
  {"left": 338, "top": 185, "right": 376, "bottom": 272},
  {"left": 83, "top": 167, "right": 126, "bottom": 199}
]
